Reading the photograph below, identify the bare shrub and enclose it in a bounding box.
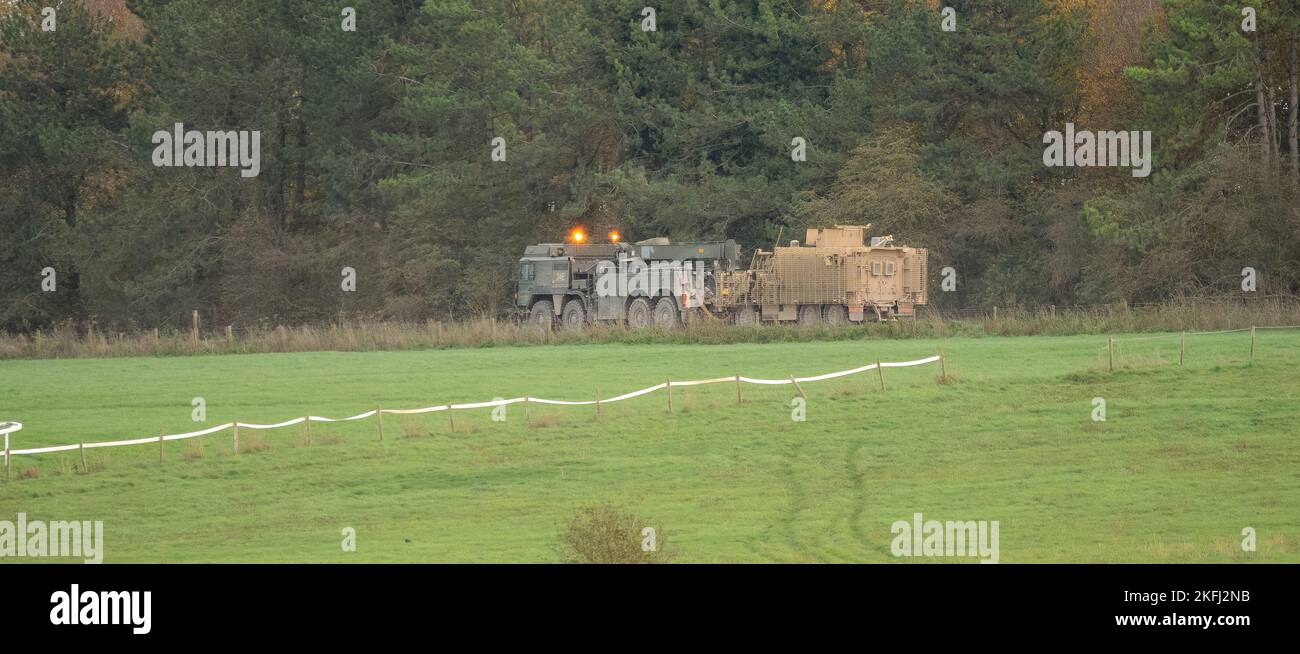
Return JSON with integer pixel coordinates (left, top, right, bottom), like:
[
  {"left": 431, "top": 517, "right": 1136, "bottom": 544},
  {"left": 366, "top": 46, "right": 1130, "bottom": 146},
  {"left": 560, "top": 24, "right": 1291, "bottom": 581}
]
[{"left": 559, "top": 504, "right": 670, "bottom": 564}]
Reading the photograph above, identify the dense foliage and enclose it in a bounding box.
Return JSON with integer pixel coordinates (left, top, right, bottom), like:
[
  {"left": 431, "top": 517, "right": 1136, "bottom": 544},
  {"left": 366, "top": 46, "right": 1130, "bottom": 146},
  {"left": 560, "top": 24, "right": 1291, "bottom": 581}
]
[{"left": 1, "top": 0, "right": 1297, "bottom": 330}]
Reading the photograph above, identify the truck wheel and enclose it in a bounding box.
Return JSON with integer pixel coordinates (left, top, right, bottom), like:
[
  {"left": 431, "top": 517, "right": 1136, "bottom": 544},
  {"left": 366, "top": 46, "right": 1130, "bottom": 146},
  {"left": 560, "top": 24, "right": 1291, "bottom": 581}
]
[
  {"left": 626, "top": 297, "right": 652, "bottom": 329},
  {"left": 561, "top": 299, "right": 587, "bottom": 329},
  {"left": 529, "top": 300, "right": 554, "bottom": 329},
  {"left": 734, "top": 306, "right": 759, "bottom": 325},
  {"left": 653, "top": 297, "right": 680, "bottom": 328},
  {"left": 823, "top": 305, "right": 848, "bottom": 325},
  {"left": 797, "top": 304, "right": 823, "bottom": 326}
]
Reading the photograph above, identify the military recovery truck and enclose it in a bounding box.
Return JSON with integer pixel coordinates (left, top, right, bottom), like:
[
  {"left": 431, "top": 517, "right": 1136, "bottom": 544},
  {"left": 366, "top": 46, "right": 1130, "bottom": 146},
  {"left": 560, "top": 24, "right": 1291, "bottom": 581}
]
[
  {"left": 513, "top": 234, "right": 741, "bottom": 329},
  {"left": 513, "top": 225, "right": 925, "bottom": 328}
]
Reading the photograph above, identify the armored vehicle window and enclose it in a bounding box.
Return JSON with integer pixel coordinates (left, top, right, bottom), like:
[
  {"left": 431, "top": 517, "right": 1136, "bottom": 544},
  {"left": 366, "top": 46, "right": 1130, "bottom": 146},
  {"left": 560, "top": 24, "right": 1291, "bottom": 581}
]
[
  {"left": 871, "top": 261, "right": 882, "bottom": 276},
  {"left": 520, "top": 262, "right": 535, "bottom": 281},
  {"left": 885, "top": 262, "right": 896, "bottom": 276}
]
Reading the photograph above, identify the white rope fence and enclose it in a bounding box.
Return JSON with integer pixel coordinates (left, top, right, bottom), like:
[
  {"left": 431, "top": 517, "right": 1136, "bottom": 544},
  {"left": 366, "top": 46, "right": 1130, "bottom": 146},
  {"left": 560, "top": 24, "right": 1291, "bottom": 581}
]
[{"left": 0, "top": 355, "right": 944, "bottom": 469}]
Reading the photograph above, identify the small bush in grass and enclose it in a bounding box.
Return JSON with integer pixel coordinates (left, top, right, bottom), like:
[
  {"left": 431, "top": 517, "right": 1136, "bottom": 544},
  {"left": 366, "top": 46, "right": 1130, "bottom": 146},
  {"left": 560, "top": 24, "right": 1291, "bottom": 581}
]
[
  {"left": 402, "top": 418, "right": 423, "bottom": 439},
  {"left": 239, "top": 433, "right": 270, "bottom": 453},
  {"left": 184, "top": 439, "right": 205, "bottom": 460},
  {"left": 19, "top": 466, "right": 39, "bottom": 480},
  {"left": 85, "top": 451, "right": 107, "bottom": 473},
  {"left": 310, "top": 432, "right": 344, "bottom": 446},
  {"left": 560, "top": 504, "right": 670, "bottom": 564},
  {"left": 530, "top": 414, "right": 564, "bottom": 429}
]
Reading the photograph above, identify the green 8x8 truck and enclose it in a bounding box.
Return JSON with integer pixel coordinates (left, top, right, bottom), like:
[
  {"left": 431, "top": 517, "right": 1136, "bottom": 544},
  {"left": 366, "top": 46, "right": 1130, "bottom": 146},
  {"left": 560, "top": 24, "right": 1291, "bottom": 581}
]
[{"left": 514, "top": 234, "right": 741, "bottom": 329}]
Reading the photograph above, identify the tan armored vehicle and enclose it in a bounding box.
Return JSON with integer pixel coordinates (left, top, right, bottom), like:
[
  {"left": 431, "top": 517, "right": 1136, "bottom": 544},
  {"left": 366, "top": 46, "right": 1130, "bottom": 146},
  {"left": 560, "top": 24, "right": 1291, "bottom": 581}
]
[{"left": 716, "top": 225, "right": 928, "bottom": 324}]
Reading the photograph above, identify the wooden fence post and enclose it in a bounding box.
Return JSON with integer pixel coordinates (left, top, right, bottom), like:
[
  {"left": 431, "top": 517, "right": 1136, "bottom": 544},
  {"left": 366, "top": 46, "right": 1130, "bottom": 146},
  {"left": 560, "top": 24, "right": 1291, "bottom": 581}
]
[
  {"left": 448, "top": 408, "right": 456, "bottom": 433},
  {"left": 595, "top": 386, "right": 601, "bottom": 417},
  {"left": 191, "top": 310, "right": 199, "bottom": 345},
  {"left": 4, "top": 445, "right": 9, "bottom": 482},
  {"left": 377, "top": 409, "right": 384, "bottom": 442},
  {"left": 1108, "top": 337, "right": 1114, "bottom": 371},
  {"left": 939, "top": 350, "right": 947, "bottom": 381},
  {"left": 79, "top": 441, "right": 87, "bottom": 473},
  {"left": 790, "top": 375, "right": 806, "bottom": 399},
  {"left": 233, "top": 423, "right": 240, "bottom": 454},
  {"left": 523, "top": 397, "right": 530, "bottom": 427},
  {"left": 666, "top": 378, "right": 673, "bottom": 413},
  {"left": 1179, "top": 332, "right": 1185, "bottom": 366},
  {"left": 877, "top": 360, "right": 886, "bottom": 391},
  {"left": 305, "top": 417, "right": 312, "bottom": 446},
  {"left": 1250, "top": 326, "right": 1256, "bottom": 361},
  {"left": 226, "top": 324, "right": 233, "bottom": 343},
  {"left": 735, "top": 374, "right": 743, "bottom": 404},
  {"left": 158, "top": 429, "right": 165, "bottom": 464}
]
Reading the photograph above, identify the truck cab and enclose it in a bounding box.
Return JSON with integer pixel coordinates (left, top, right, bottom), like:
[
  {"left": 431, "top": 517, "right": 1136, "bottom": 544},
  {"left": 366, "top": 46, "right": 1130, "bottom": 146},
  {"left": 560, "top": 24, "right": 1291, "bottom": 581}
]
[{"left": 515, "top": 242, "right": 627, "bottom": 328}]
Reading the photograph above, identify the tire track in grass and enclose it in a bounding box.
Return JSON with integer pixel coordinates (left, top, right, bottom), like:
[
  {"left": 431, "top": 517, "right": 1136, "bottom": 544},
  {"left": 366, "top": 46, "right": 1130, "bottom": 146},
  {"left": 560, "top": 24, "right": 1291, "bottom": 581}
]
[
  {"left": 777, "top": 441, "right": 829, "bottom": 562},
  {"left": 847, "top": 442, "right": 894, "bottom": 561},
  {"left": 740, "top": 440, "right": 824, "bottom": 562}
]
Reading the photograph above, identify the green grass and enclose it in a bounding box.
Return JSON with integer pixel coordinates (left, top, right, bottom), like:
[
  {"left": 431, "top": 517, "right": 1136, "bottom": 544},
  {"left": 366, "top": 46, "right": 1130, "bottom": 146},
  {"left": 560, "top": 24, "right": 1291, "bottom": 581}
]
[{"left": 1, "top": 330, "right": 1298, "bottom": 562}]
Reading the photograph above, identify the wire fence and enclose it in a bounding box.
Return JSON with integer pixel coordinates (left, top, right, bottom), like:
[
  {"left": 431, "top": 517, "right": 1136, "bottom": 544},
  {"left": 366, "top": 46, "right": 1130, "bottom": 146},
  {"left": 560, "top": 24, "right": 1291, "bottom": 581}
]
[
  {"left": 1099, "top": 324, "right": 1300, "bottom": 370},
  {"left": 920, "top": 294, "right": 1300, "bottom": 321},
  {"left": 6, "top": 321, "right": 1297, "bottom": 479}
]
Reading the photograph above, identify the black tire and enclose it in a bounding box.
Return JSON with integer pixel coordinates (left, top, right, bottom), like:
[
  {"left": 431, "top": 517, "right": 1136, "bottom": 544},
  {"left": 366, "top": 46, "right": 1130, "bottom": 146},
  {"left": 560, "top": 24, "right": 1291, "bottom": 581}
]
[
  {"left": 529, "top": 300, "right": 554, "bottom": 329},
  {"left": 797, "top": 304, "right": 823, "bottom": 326},
  {"left": 561, "top": 298, "right": 587, "bottom": 329},
  {"left": 734, "top": 306, "right": 759, "bottom": 325},
  {"left": 653, "top": 297, "right": 680, "bottom": 328},
  {"left": 627, "top": 297, "right": 652, "bottom": 329},
  {"left": 823, "top": 304, "right": 848, "bottom": 325}
]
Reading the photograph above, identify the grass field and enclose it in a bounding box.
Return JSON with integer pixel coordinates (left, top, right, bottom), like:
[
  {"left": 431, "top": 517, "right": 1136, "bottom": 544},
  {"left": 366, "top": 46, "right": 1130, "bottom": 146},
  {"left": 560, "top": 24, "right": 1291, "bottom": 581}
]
[{"left": 1, "top": 329, "right": 1298, "bottom": 562}]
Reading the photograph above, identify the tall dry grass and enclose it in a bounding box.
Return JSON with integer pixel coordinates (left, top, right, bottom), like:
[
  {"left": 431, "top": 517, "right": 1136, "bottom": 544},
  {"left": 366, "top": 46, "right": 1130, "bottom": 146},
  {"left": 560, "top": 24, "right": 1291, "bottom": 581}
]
[{"left": 1, "top": 297, "right": 1297, "bottom": 360}]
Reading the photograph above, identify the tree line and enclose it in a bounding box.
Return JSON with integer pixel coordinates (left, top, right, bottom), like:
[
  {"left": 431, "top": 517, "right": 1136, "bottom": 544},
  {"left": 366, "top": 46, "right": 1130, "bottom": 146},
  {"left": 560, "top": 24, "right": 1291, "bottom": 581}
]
[{"left": 1, "top": 0, "right": 1297, "bottom": 332}]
